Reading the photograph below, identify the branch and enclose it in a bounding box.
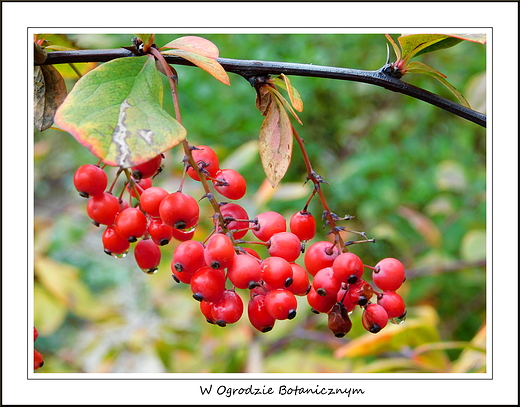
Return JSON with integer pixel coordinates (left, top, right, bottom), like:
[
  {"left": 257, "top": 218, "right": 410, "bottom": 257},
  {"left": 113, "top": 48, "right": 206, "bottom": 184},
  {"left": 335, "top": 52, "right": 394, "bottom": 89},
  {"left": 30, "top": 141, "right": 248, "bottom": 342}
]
[{"left": 36, "top": 48, "right": 486, "bottom": 127}]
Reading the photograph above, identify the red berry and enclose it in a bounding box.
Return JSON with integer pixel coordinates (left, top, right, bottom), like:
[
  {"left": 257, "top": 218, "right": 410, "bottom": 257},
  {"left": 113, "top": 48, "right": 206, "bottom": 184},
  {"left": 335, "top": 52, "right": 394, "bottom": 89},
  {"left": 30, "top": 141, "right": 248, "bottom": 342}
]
[
  {"left": 248, "top": 295, "right": 276, "bottom": 333},
  {"left": 204, "top": 233, "right": 235, "bottom": 269},
  {"left": 372, "top": 258, "right": 406, "bottom": 291},
  {"left": 147, "top": 218, "right": 175, "bottom": 246},
  {"left": 139, "top": 186, "right": 169, "bottom": 218},
  {"left": 348, "top": 278, "right": 374, "bottom": 306},
  {"left": 289, "top": 210, "right": 316, "bottom": 241},
  {"left": 200, "top": 300, "right": 216, "bottom": 324},
  {"left": 127, "top": 177, "right": 153, "bottom": 198},
  {"left": 211, "top": 289, "right": 244, "bottom": 327},
  {"left": 260, "top": 256, "right": 293, "bottom": 289},
  {"left": 190, "top": 266, "right": 226, "bottom": 303},
  {"left": 336, "top": 286, "right": 357, "bottom": 313},
  {"left": 73, "top": 164, "right": 107, "bottom": 197},
  {"left": 34, "top": 349, "right": 44, "bottom": 370},
  {"left": 172, "top": 240, "right": 206, "bottom": 274},
  {"left": 33, "top": 327, "right": 39, "bottom": 342},
  {"left": 362, "top": 303, "right": 389, "bottom": 333},
  {"left": 220, "top": 203, "right": 250, "bottom": 239},
  {"left": 303, "top": 241, "right": 340, "bottom": 276},
  {"left": 171, "top": 267, "right": 193, "bottom": 284},
  {"left": 377, "top": 291, "right": 406, "bottom": 319},
  {"left": 102, "top": 225, "right": 130, "bottom": 257},
  {"left": 252, "top": 211, "right": 286, "bottom": 242},
  {"left": 213, "top": 168, "right": 247, "bottom": 200},
  {"left": 159, "top": 192, "right": 199, "bottom": 230},
  {"left": 332, "top": 252, "right": 364, "bottom": 284},
  {"left": 267, "top": 232, "right": 302, "bottom": 262},
  {"left": 131, "top": 154, "right": 163, "bottom": 180},
  {"left": 187, "top": 145, "right": 220, "bottom": 181},
  {"left": 87, "top": 192, "right": 120, "bottom": 225},
  {"left": 265, "top": 288, "right": 298, "bottom": 320},
  {"left": 134, "top": 239, "right": 161, "bottom": 274},
  {"left": 171, "top": 227, "right": 196, "bottom": 242},
  {"left": 307, "top": 286, "right": 336, "bottom": 314},
  {"left": 115, "top": 207, "right": 147, "bottom": 242},
  {"left": 312, "top": 267, "right": 342, "bottom": 298},
  {"left": 227, "top": 253, "right": 262, "bottom": 289},
  {"left": 287, "top": 263, "right": 311, "bottom": 296}
]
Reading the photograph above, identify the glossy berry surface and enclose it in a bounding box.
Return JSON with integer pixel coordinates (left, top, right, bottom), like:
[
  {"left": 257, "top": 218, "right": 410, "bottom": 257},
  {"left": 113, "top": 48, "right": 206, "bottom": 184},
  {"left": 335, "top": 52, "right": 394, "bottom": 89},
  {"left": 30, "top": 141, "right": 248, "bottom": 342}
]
[
  {"left": 159, "top": 192, "right": 199, "bottom": 229},
  {"left": 372, "top": 258, "right": 406, "bottom": 291},
  {"left": 131, "top": 154, "right": 163, "bottom": 179},
  {"left": 139, "top": 186, "right": 169, "bottom": 218},
  {"left": 265, "top": 288, "right": 298, "bottom": 320},
  {"left": 134, "top": 239, "right": 161, "bottom": 274},
  {"left": 332, "top": 252, "right": 364, "bottom": 284},
  {"left": 312, "top": 267, "right": 342, "bottom": 298},
  {"left": 187, "top": 145, "right": 220, "bottom": 180},
  {"left": 307, "top": 286, "right": 337, "bottom": 314},
  {"left": 147, "top": 218, "right": 174, "bottom": 246},
  {"left": 210, "top": 289, "right": 244, "bottom": 327},
  {"left": 248, "top": 294, "right": 276, "bottom": 333},
  {"left": 220, "top": 203, "right": 250, "bottom": 239},
  {"left": 190, "top": 266, "right": 226, "bottom": 303},
  {"left": 73, "top": 164, "right": 107, "bottom": 197},
  {"left": 304, "top": 240, "right": 341, "bottom": 276},
  {"left": 34, "top": 349, "right": 44, "bottom": 370},
  {"left": 172, "top": 240, "right": 206, "bottom": 274},
  {"left": 287, "top": 263, "right": 311, "bottom": 296},
  {"left": 102, "top": 225, "right": 130, "bottom": 257},
  {"left": 362, "top": 303, "right": 389, "bottom": 333},
  {"left": 213, "top": 168, "right": 247, "bottom": 200},
  {"left": 227, "top": 253, "right": 262, "bottom": 289},
  {"left": 87, "top": 192, "right": 120, "bottom": 226},
  {"left": 289, "top": 210, "right": 316, "bottom": 241},
  {"left": 260, "top": 256, "right": 293, "bottom": 289},
  {"left": 115, "top": 207, "right": 147, "bottom": 242},
  {"left": 267, "top": 232, "right": 302, "bottom": 262},
  {"left": 253, "top": 211, "right": 286, "bottom": 242},
  {"left": 204, "top": 233, "right": 235, "bottom": 269},
  {"left": 377, "top": 291, "right": 406, "bottom": 318}
]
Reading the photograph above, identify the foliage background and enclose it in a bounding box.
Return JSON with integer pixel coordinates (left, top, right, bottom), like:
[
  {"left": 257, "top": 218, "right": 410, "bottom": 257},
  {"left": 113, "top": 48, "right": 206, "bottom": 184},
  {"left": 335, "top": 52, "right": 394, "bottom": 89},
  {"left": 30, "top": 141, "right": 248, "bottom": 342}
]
[{"left": 33, "top": 33, "right": 487, "bottom": 374}]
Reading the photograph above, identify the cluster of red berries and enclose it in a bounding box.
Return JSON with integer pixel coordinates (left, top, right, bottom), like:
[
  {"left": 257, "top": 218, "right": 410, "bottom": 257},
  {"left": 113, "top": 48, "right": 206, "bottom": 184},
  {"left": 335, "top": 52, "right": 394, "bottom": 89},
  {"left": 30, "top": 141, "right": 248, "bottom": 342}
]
[
  {"left": 72, "top": 144, "right": 407, "bottom": 337},
  {"left": 34, "top": 327, "right": 44, "bottom": 370}
]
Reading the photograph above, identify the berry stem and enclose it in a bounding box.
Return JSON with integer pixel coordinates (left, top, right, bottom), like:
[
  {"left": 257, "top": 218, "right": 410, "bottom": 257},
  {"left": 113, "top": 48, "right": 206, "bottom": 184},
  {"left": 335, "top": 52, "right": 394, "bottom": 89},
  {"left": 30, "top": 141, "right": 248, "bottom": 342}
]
[{"left": 291, "top": 124, "right": 346, "bottom": 251}]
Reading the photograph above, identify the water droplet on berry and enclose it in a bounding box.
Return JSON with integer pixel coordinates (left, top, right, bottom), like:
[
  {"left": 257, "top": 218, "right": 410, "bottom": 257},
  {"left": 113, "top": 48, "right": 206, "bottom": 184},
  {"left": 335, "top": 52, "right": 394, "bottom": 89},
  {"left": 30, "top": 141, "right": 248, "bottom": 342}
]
[
  {"left": 390, "top": 310, "right": 407, "bottom": 325},
  {"left": 141, "top": 267, "right": 158, "bottom": 275},
  {"left": 180, "top": 225, "right": 197, "bottom": 233},
  {"left": 104, "top": 249, "right": 128, "bottom": 258}
]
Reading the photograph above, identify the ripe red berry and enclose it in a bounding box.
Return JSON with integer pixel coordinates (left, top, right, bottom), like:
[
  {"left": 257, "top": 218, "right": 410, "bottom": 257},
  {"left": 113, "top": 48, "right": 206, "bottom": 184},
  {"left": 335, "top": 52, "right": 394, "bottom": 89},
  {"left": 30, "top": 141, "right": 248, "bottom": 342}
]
[
  {"left": 332, "top": 252, "right": 364, "bottom": 284},
  {"left": 102, "top": 225, "right": 130, "bottom": 257},
  {"left": 220, "top": 202, "right": 250, "bottom": 239},
  {"left": 171, "top": 227, "right": 196, "bottom": 242},
  {"left": 265, "top": 288, "right": 298, "bottom": 320},
  {"left": 87, "top": 192, "right": 120, "bottom": 226},
  {"left": 252, "top": 211, "right": 286, "bottom": 242},
  {"left": 289, "top": 210, "right": 316, "bottom": 241},
  {"left": 187, "top": 145, "right": 220, "bottom": 181},
  {"left": 362, "top": 303, "right": 389, "bottom": 333},
  {"left": 227, "top": 253, "right": 262, "bottom": 289},
  {"left": 260, "top": 256, "right": 293, "bottom": 289},
  {"left": 213, "top": 168, "right": 247, "bottom": 200},
  {"left": 172, "top": 240, "right": 206, "bottom": 274},
  {"left": 34, "top": 349, "right": 44, "bottom": 370},
  {"left": 73, "top": 164, "right": 107, "bottom": 197},
  {"left": 372, "top": 258, "right": 406, "bottom": 291},
  {"left": 267, "top": 232, "right": 302, "bottom": 262},
  {"left": 336, "top": 286, "right": 357, "bottom": 313},
  {"left": 171, "top": 267, "right": 193, "bottom": 284},
  {"left": 131, "top": 154, "right": 163, "bottom": 180},
  {"left": 159, "top": 192, "right": 199, "bottom": 230},
  {"left": 303, "top": 241, "right": 340, "bottom": 276},
  {"left": 248, "top": 294, "right": 276, "bottom": 333},
  {"left": 200, "top": 300, "right": 216, "bottom": 324},
  {"left": 204, "top": 233, "right": 235, "bottom": 269},
  {"left": 115, "top": 207, "right": 147, "bottom": 242},
  {"left": 210, "top": 289, "right": 244, "bottom": 327},
  {"left": 190, "top": 266, "right": 226, "bottom": 303},
  {"left": 312, "top": 267, "right": 342, "bottom": 298},
  {"left": 147, "top": 218, "right": 175, "bottom": 246},
  {"left": 377, "top": 291, "right": 406, "bottom": 319},
  {"left": 287, "top": 263, "right": 311, "bottom": 296},
  {"left": 307, "top": 286, "right": 336, "bottom": 314},
  {"left": 134, "top": 239, "right": 161, "bottom": 274},
  {"left": 139, "top": 186, "right": 169, "bottom": 218},
  {"left": 33, "top": 327, "right": 39, "bottom": 342}
]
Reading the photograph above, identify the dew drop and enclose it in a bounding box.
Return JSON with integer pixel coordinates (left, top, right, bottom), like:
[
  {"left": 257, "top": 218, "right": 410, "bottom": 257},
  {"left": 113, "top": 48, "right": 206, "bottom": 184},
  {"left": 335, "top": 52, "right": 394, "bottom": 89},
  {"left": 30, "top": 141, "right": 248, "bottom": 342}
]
[
  {"left": 141, "top": 267, "right": 158, "bottom": 275},
  {"left": 390, "top": 310, "right": 407, "bottom": 325}
]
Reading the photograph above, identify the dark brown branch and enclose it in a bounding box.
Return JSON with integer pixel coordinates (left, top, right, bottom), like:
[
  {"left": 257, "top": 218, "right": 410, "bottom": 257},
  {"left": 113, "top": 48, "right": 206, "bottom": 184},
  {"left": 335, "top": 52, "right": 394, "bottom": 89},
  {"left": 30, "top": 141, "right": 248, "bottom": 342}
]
[{"left": 36, "top": 48, "right": 486, "bottom": 128}]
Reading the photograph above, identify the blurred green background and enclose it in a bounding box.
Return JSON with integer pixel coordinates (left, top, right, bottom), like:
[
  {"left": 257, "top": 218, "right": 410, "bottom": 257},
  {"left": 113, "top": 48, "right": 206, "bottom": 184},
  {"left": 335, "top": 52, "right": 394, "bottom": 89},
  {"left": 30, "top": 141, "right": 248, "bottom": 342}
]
[{"left": 33, "top": 33, "right": 486, "bottom": 373}]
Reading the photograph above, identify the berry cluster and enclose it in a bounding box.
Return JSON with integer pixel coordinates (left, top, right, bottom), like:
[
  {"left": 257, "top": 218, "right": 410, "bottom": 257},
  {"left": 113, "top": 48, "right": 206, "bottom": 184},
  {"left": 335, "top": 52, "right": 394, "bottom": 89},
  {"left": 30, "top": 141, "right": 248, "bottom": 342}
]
[
  {"left": 34, "top": 327, "right": 44, "bottom": 370},
  {"left": 72, "top": 144, "right": 406, "bottom": 337}
]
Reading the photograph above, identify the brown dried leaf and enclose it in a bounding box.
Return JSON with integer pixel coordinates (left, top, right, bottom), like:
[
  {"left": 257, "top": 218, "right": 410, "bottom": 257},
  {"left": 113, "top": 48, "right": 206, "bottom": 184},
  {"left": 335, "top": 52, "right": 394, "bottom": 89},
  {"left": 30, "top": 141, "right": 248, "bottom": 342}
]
[
  {"left": 258, "top": 97, "right": 293, "bottom": 188},
  {"left": 34, "top": 65, "right": 67, "bottom": 131}
]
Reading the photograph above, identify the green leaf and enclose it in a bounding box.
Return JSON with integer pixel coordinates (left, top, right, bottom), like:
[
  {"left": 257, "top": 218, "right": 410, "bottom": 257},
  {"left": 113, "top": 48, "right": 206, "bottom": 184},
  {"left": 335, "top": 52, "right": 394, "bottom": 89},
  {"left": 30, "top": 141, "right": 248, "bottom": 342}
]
[
  {"left": 406, "top": 61, "right": 471, "bottom": 108},
  {"left": 445, "top": 34, "right": 487, "bottom": 44},
  {"left": 258, "top": 96, "right": 293, "bottom": 188},
  {"left": 398, "top": 34, "right": 450, "bottom": 62},
  {"left": 55, "top": 55, "right": 187, "bottom": 167},
  {"left": 161, "top": 49, "right": 230, "bottom": 85}
]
